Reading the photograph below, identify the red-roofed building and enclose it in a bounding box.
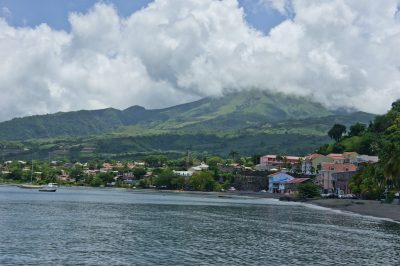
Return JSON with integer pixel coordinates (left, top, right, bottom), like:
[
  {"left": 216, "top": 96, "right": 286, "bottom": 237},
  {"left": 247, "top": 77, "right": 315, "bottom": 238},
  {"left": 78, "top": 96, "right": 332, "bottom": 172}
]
[
  {"left": 321, "top": 163, "right": 357, "bottom": 172},
  {"left": 301, "top": 154, "right": 334, "bottom": 175},
  {"left": 317, "top": 162, "right": 357, "bottom": 193},
  {"left": 102, "top": 163, "right": 113, "bottom": 171},
  {"left": 284, "top": 178, "right": 311, "bottom": 194},
  {"left": 260, "top": 155, "right": 302, "bottom": 165},
  {"left": 343, "top": 152, "right": 359, "bottom": 164},
  {"left": 260, "top": 155, "right": 279, "bottom": 165},
  {"left": 327, "top": 154, "right": 346, "bottom": 163}
]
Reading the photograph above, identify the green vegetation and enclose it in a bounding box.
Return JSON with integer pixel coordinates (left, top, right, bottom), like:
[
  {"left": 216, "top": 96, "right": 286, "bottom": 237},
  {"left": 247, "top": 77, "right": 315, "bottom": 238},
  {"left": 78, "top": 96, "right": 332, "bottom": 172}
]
[
  {"left": 0, "top": 154, "right": 266, "bottom": 192},
  {"left": 319, "top": 100, "right": 400, "bottom": 201},
  {"left": 0, "top": 91, "right": 374, "bottom": 160},
  {"left": 298, "top": 183, "right": 320, "bottom": 198},
  {"left": 188, "top": 171, "right": 220, "bottom": 191},
  {"left": 328, "top": 124, "right": 347, "bottom": 142}
]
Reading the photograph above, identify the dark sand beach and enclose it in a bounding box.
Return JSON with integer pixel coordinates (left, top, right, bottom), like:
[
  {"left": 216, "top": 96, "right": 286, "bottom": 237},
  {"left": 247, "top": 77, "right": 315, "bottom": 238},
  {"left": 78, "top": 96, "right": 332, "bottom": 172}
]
[
  {"left": 308, "top": 198, "right": 400, "bottom": 222},
  {"left": 160, "top": 190, "right": 400, "bottom": 222}
]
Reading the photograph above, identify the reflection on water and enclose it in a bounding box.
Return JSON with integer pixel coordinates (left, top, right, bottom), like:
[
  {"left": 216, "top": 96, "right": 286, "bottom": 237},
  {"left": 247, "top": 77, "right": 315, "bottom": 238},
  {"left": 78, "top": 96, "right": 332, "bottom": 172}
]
[{"left": 0, "top": 186, "right": 399, "bottom": 265}]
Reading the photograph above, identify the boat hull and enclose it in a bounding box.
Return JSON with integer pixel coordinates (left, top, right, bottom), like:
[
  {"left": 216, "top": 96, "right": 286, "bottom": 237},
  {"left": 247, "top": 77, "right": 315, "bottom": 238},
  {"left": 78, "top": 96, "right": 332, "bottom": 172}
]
[{"left": 38, "top": 189, "right": 57, "bottom": 192}]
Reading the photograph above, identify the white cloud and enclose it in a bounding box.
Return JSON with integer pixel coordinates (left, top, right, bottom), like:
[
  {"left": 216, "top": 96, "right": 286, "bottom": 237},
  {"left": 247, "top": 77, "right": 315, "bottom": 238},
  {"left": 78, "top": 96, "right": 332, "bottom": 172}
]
[
  {"left": 0, "top": 0, "right": 400, "bottom": 122},
  {"left": 260, "top": 0, "right": 293, "bottom": 17}
]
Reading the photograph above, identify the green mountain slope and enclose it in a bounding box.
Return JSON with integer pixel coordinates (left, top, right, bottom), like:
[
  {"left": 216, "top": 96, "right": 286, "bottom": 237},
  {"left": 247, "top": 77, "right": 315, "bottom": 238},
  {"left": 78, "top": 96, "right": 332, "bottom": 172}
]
[
  {"left": 0, "top": 90, "right": 339, "bottom": 140},
  {"left": 0, "top": 108, "right": 125, "bottom": 140},
  {"left": 128, "top": 90, "right": 335, "bottom": 131},
  {"left": 0, "top": 90, "right": 376, "bottom": 159}
]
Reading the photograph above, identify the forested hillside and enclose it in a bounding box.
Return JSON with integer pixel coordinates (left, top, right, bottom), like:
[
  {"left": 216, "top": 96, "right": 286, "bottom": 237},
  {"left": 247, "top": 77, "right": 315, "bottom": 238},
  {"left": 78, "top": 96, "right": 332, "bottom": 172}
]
[{"left": 318, "top": 100, "right": 400, "bottom": 200}]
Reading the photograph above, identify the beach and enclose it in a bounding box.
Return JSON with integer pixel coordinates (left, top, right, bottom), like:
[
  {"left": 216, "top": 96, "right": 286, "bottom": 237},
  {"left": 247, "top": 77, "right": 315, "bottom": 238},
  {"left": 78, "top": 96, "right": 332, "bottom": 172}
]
[
  {"left": 307, "top": 198, "right": 400, "bottom": 222},
  {"left": 158, "top": 190, "right": 400, "bottom": 223}
]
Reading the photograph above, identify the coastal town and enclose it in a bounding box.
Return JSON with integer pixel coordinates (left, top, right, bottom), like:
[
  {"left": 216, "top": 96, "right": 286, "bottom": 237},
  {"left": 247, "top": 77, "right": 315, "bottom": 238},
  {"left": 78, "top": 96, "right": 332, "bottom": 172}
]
[{"left": 0, "top": 151, "right": 385, "bottom": 200}]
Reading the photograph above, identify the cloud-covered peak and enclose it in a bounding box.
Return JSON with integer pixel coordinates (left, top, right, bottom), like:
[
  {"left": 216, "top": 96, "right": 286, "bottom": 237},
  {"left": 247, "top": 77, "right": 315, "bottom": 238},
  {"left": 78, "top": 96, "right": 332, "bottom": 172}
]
[{"left": 0, "top": 0, "right": 399, "bottom": 122}]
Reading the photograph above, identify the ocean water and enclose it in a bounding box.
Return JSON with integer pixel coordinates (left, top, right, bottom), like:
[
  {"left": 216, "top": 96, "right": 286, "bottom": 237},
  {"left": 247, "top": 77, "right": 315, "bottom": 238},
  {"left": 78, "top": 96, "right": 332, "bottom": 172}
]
[{"left": 0, "top": 186, "right": 399, "bottom": 265}]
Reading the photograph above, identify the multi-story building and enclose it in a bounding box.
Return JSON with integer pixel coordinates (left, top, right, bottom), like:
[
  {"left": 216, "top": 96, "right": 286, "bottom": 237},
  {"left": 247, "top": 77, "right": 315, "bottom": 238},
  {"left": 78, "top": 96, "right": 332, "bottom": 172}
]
[
  {"left": 301, "top": 154, "right": 334, "bottom": 175},
  {"left": 316, "top": 162, "right": 357, "bottom": 193}
]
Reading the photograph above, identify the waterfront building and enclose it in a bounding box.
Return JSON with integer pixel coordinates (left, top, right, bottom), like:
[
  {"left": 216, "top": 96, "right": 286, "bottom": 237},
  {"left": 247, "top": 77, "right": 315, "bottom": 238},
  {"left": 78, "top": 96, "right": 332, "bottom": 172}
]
[
  {"left": 268, "top": 172, "right": 294, "bottom": 193},
  {"left": 316, "top": 163, "right": 357, "bottom": 193}
]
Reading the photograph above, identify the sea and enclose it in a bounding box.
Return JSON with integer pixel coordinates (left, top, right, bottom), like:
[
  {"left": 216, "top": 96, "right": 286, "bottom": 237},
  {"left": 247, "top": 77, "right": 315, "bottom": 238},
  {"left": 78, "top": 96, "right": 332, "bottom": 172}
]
[{"left": 0, "top": 186, "right": 399, "bottom": 265}]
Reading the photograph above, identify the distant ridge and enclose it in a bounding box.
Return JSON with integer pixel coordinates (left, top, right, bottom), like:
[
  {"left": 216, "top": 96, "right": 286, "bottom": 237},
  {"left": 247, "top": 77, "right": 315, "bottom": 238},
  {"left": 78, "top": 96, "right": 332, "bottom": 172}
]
[
  {"left": 0, "top": 90, "right": 369, "bottom": 141},
  {"left": 0, "top": 90, "right": 375, "bottom": 158}
]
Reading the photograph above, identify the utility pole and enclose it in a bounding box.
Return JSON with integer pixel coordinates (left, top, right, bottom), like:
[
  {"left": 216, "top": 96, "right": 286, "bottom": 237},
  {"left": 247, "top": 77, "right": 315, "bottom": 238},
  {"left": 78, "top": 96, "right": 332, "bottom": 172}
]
[
  {"left": 186, "top": 150, "right": 191, "bottom": 170},
  {"left": 31, "top": 160, "right": 34, "bottom": 184},
  {"left": 2, "top": 145, "right": 5, "bottom": 163}
]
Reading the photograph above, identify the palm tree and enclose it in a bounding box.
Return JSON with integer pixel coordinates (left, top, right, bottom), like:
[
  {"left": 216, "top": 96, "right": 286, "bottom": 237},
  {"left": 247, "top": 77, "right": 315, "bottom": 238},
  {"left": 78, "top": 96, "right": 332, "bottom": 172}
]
[{"left": 383, "top": 146, "right": 400, "bottom": 204}]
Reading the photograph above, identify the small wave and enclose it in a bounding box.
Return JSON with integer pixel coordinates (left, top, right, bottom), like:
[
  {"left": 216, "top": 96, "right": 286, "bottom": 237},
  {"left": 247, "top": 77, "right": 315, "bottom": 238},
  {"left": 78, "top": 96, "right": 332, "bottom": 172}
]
[{"left": 299, "top": 202, "right": 400, "bottom": 224}]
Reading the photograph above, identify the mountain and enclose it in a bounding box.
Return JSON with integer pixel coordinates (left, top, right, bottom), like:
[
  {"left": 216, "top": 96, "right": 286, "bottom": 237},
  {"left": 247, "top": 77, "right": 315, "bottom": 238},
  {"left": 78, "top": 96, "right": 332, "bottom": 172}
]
[
  {"left": 0, "top": 90, "right": 375, "bottom": 159},
  {"left": 0, "top": 90, "right": 345, "bottom": 140}
]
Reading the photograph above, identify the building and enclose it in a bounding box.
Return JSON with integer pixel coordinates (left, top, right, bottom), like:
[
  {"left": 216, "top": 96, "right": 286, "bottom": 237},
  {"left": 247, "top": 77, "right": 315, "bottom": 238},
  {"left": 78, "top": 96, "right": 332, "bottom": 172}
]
[
  {"left": 343, "top": 152, "right": 359, "bottom": 163},
  {"left": 316, "top": 163, "right": 357, "bottom": 193},
  {"left": 285, "top": 178, "right": 311, "bottom": 194},
  {"left": 357, "top": 155, "right": 379, "bottom": 164},
  {"left": 261, "top": 155, "right": 302, "bottom": 165},
  {"left": 301, "top": 154, "right": 334, "bottom": 175},
  {"left": 333, "top": 171, "right": 357, "bottom": 194},
  {"left": 268, "top": 172, "right": 295, "bottom": 193},
  {"left": 326, "top": 154, "right": 346, "bottom": 164},
  {"left": 173, "top": 170, "right": 193, "bottom": 177},
  {"left": 190, "top": 162, "right": 209, "bottom": 172},
  {"left": 260, "top": 155, "right": 279, "bottom": 166},
  {"left": 259, "top": 155, "right": 302, "bottom": 171}
]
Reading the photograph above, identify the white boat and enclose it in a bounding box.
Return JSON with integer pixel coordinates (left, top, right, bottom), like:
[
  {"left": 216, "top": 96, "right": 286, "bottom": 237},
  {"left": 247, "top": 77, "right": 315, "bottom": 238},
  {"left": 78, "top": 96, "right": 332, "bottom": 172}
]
[{"left": 38, "top": 183, "right": 58, "bottom": 192}]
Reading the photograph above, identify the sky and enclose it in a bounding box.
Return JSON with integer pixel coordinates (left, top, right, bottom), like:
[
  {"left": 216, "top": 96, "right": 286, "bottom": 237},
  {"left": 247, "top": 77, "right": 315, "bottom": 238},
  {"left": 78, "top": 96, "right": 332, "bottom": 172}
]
[{"left": 0, "top": 0, "right": 400, "bottom": 121}]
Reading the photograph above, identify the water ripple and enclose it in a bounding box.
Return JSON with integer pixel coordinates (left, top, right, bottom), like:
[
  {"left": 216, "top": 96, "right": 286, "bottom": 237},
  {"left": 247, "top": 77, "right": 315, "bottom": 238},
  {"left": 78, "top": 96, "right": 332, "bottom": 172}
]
[{"left": 0, "top": 186, "right": 399, "bottom": 265}]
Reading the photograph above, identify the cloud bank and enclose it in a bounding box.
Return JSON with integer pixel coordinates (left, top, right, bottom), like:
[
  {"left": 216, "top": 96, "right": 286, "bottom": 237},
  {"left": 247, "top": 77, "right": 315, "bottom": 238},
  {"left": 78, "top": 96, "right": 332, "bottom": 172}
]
[{"left": 0, "top": 0, "right": 400, "bottom": 121}]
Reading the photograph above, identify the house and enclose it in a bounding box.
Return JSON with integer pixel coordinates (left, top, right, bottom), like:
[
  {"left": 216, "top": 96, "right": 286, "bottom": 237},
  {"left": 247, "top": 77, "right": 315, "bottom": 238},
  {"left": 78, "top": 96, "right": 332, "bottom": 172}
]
[
  {"left": 268, "top": 172, "right": 295, "bottom": 193},
  {"left": 285, "top": 178, "right": 311, "bottom": 194},
  {"left": 343, "top": 152, "right": 359, "bottom": 163},
  {"left": 332, "top": 171, "right": 357, "bottom": 194},
  {"left": 357, "top": 155, "right": 379, "bottom": 164},
  {"left": 316, "top": 163, "right": 357, "bottom": 193},
  {"left": 259, "top": 155, "right": 302, "bottom": 171},
  {"left": 58, "top": 174, "right": 75, "bottom": 183},
  {"left": 173, "top": 170, "right": 193, "bottom": 177},
  {"left": 261, "top": 155, "right": 280, "bottom": 166},
  {"left": 190, "top": 162, "right": 209, "bottom": 172},
  {"left": 84, "top": 169, "right": 99, "bottom": 176},
  {"left": 260, "top": 155, "right": 302, "bottom": 166},
  {"left": 326, "top": 154, "right": 346, "bottom": 164},
  {"left": 301, "top": 154, "right": 333, "bottom": 175},
  {"left": 119, "top": 172, "right": 135, "bottom": 184},
  {"left": 102, "top": 163, "right": 113, "bottom": 171},
  {"left": 135, "top": 161, "right": 146, "bottom": 167}
]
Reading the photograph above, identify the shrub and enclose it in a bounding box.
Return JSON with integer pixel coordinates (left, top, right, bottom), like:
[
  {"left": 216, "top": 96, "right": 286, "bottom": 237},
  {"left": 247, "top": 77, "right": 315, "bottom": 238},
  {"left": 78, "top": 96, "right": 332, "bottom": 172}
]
[{"left": 298, "top": 183, "right": 320, "bottom": 198}]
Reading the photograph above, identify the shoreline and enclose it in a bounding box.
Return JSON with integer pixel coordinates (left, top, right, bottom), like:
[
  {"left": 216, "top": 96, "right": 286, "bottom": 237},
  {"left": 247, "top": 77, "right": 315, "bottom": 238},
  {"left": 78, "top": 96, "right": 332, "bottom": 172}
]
[
  {"left": 306, "top": 198, "right": 400, "bottom": 223},
  {"left": 152, "top": 190, "right": 400, "bottom": 222},
  {"left": 2, "top": 183, "right": 399, "bottom": 222}
]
